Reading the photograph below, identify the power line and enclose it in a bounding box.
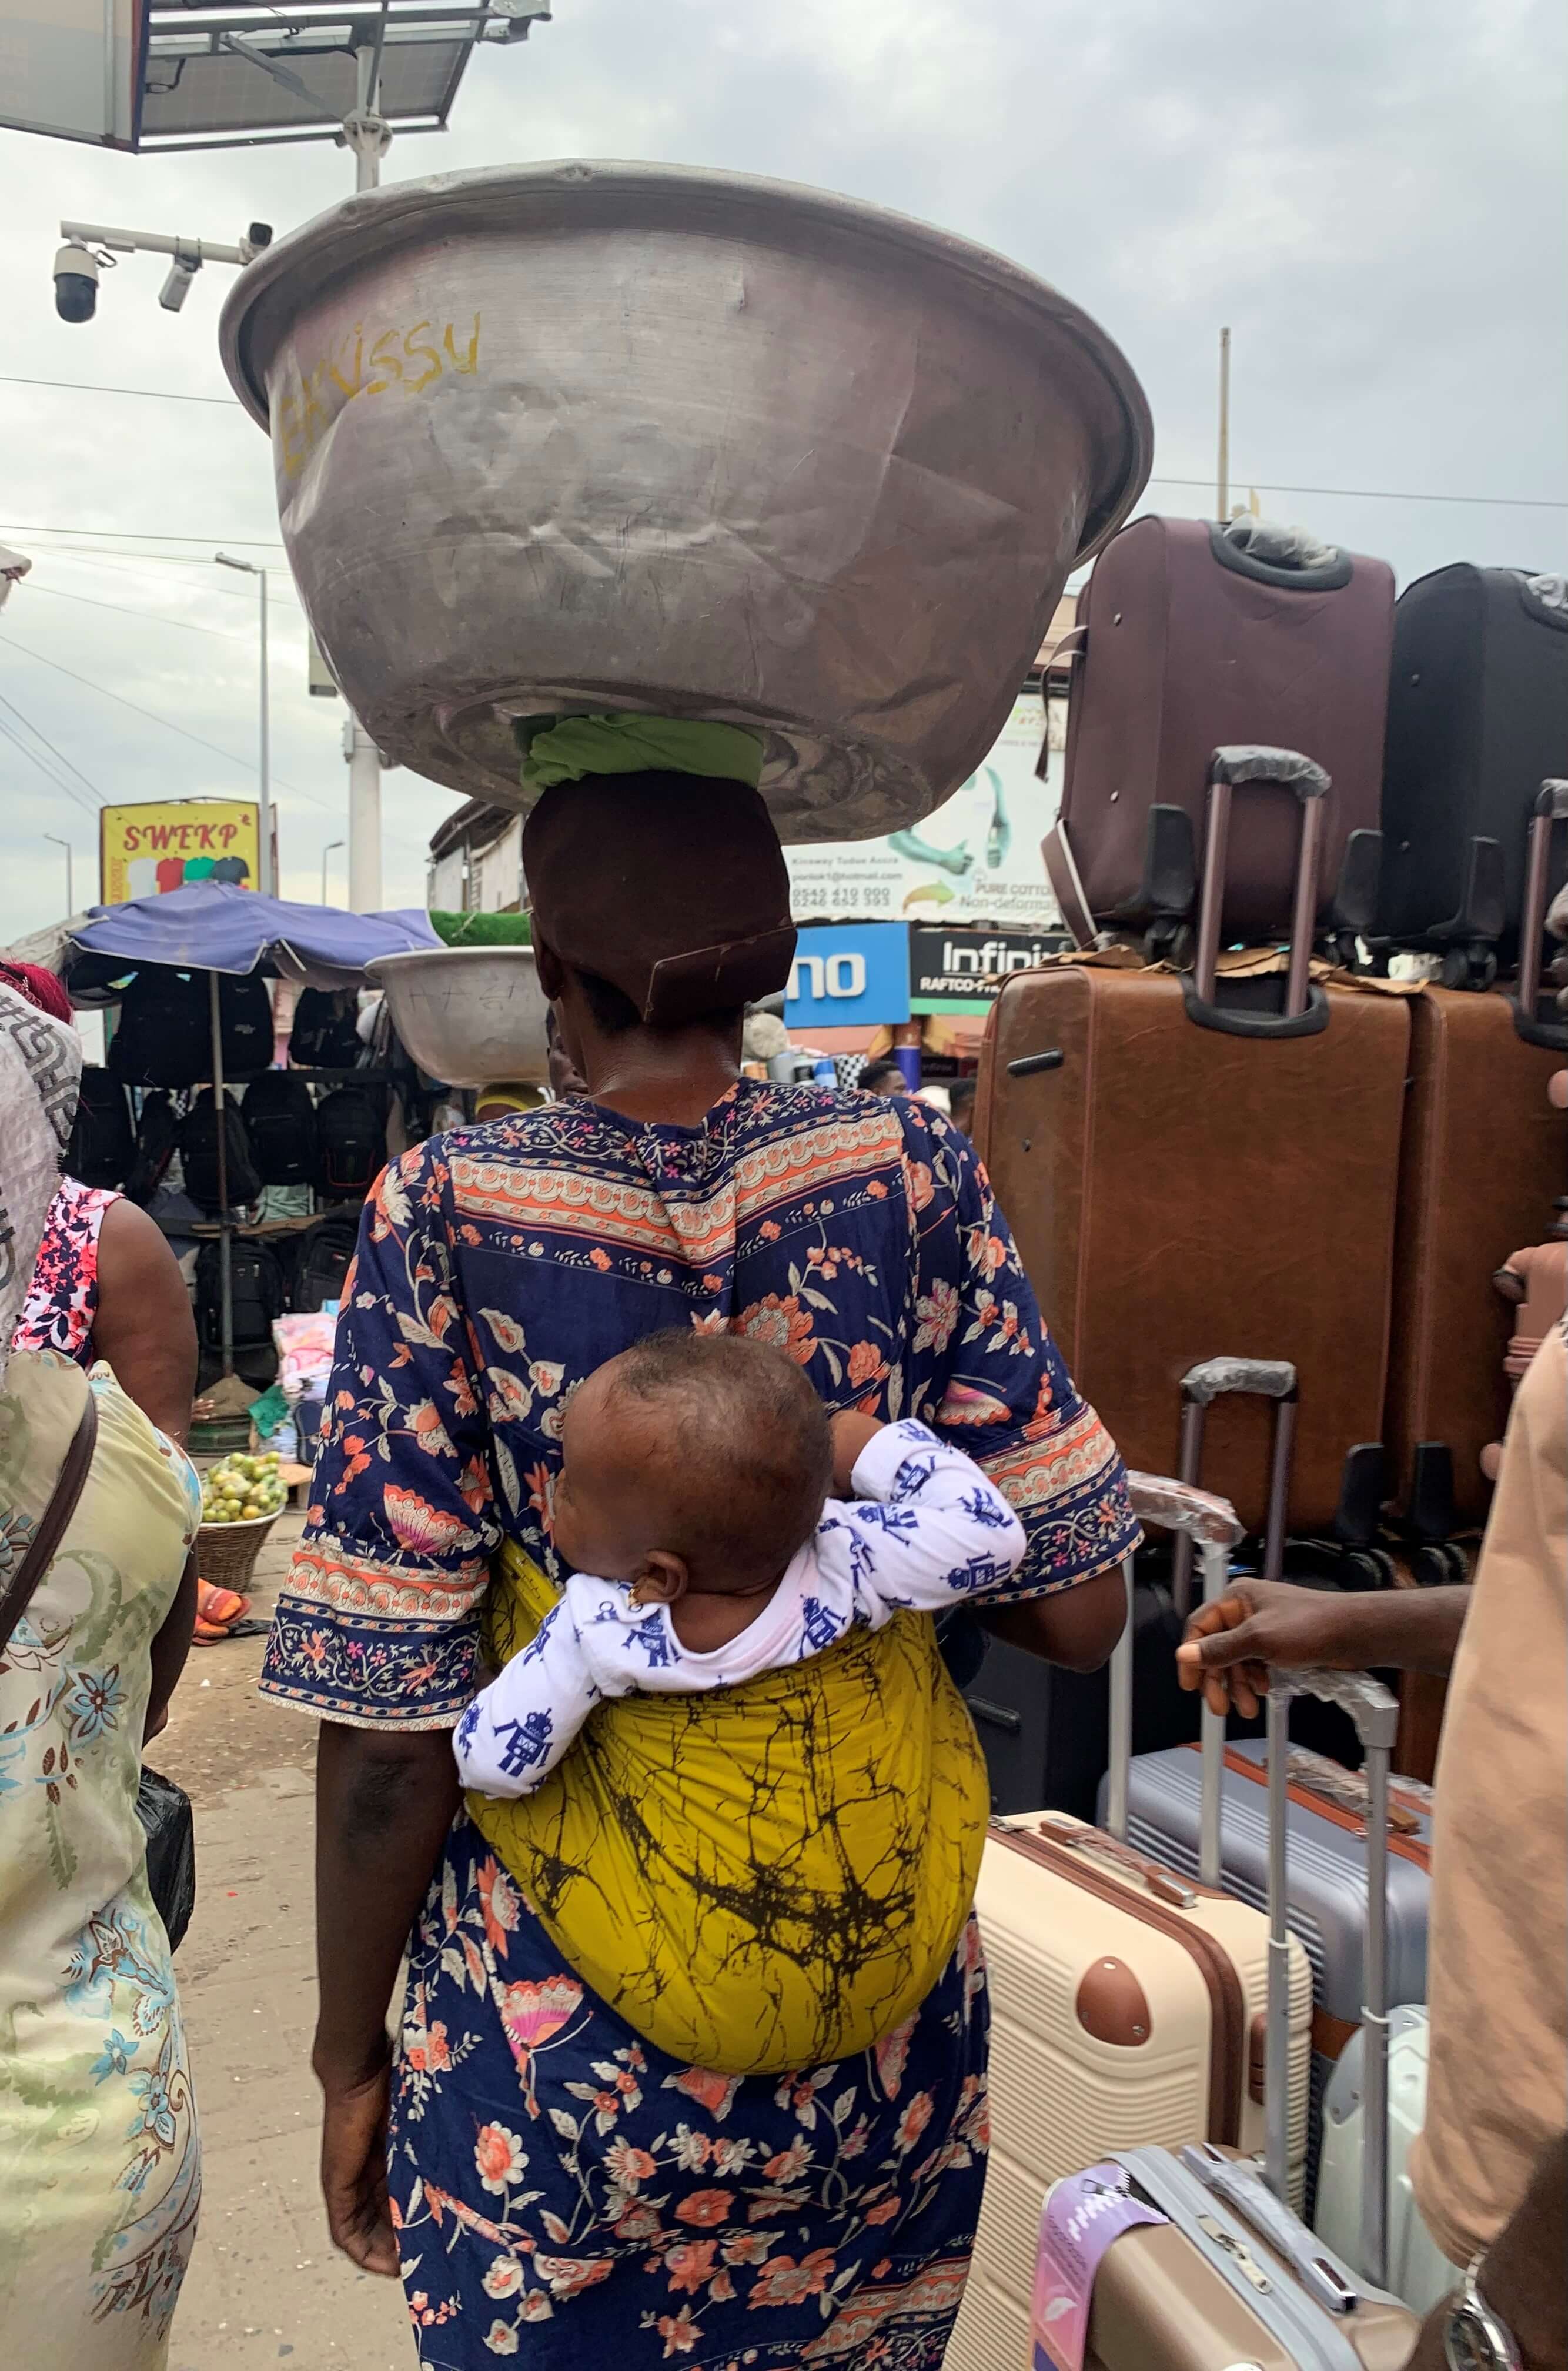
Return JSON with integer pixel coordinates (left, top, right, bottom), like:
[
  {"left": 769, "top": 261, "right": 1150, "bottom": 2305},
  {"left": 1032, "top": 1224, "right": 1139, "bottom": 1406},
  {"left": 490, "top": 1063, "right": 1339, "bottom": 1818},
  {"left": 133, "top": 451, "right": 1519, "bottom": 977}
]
[
  {"left": 0, "top": 689, "right": 103, "bottom": 818},
  {"left": 22, "top": 583, "right": 249, "bottom": 640},
  {"left": 0, "top": 373, "right": 240, "bottom": 408},
  {"left": 0, "top": 630, "right": 432, "bottom": 861},
  {"left": 0, "top": 523, "right": 286, "bottom": 550},
  {"left": 1148, "top": 473, "right": 1567, "bottom": 513}
]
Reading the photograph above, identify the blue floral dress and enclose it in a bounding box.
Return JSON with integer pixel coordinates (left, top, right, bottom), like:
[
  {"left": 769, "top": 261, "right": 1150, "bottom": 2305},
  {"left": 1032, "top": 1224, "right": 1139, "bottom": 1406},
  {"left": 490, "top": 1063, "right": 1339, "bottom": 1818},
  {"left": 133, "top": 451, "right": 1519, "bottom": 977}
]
[{"left": 261, "top": 1083, "right": 1136, "bottom": 2366}]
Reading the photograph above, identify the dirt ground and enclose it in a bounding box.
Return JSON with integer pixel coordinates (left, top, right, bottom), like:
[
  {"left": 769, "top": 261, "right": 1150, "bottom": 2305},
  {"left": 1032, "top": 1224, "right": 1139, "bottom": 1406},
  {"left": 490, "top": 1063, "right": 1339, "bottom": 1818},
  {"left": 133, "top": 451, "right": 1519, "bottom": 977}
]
[{"left": 156, "top": 1505, "right": 412, "bottom": 2370}]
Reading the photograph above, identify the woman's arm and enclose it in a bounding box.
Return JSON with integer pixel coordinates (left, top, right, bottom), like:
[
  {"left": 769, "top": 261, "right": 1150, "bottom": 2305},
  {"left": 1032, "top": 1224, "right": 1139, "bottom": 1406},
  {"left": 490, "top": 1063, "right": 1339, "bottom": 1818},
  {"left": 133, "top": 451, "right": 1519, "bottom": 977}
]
[
  {"left": 145, "top": 1549, "right": 198, "bottom": 1743},
  {"left": 93, "top": 1197, "right": 199, "bottom": 1445},
  {"left": 313, "top": 1724, "right": 460, "bottom": 2276}
]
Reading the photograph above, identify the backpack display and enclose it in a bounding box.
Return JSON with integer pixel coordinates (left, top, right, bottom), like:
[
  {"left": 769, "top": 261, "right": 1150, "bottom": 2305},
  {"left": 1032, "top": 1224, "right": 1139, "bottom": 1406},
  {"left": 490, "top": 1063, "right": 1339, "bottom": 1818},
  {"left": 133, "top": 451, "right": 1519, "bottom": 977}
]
[
  {"left": 289, "top": 986, "right": 363, "bottom": 1070},
  {"left": 108, "top": 970, "right": 210, "bottom": 1088},
  {"left": 195, "top": 1235, "right": 286, "bottom": 1350},
  {"left": 67, "top": 1068, "right": 135, "bottom": 1190},
  {"left": 125, "top": 1090, "right": 179, "bottom": 1206},
  {"left": 220, "top": 973, "right": 275, "bottom": 1079},
  {"left": 242, "top": 1070, "right": 319, "bottom": 1187},
  {"left": 316, "top": 1087, "right": 382, "bottom": 1200},
  {"left": 179, "top": 1090, "right": 262, "bottom": 1214},
  {"left": 290, "top": 1207, "right": 363, "bottom": 1313}
]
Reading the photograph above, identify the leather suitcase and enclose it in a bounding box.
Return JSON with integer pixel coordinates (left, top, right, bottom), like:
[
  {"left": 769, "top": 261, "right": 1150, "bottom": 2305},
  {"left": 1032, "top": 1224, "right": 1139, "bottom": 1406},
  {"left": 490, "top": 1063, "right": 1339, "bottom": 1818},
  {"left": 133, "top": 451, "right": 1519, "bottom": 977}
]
[
  {"left": 1049, "top": 514, "right": 1393, "bottom": 945},
  {"left": 977, "top": 963, "right": 1409, "bottom": 1535},
  {"left": 945, "top": 1477, "right": 1313, "bottom": 2371},
  {"left": 1379, "top": 563, "right": 1568, "bottom": 963},
  {"left": 1070, "top": 1672, "right": 1420, "bottom": 2370},
  {"left": 1385, "top": 986, "right": 1566, "bottom": 1527}
]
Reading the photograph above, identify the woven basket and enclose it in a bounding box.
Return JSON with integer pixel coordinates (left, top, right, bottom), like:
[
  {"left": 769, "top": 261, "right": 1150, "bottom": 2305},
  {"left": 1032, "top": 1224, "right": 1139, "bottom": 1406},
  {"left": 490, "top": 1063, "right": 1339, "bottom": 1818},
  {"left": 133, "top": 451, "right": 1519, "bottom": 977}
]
[{"left": 195, "top": 1511, "right": 279, "bottom": 1596}]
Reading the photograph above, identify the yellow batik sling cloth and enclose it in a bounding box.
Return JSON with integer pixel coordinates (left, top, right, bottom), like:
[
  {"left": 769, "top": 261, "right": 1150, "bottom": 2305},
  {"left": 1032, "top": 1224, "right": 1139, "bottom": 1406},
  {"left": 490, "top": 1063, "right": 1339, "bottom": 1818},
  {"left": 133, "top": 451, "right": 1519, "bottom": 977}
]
[{"left": 466, "top": 1541, "right": 990, "bottom": 2075}]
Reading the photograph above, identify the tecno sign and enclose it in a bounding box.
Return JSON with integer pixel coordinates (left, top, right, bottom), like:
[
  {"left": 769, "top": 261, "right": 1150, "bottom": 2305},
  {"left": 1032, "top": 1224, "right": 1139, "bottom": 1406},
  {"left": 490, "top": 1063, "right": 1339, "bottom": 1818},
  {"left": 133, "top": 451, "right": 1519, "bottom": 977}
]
[{"left": 788, "top": 950, "right": 867, "bottom": 1001}]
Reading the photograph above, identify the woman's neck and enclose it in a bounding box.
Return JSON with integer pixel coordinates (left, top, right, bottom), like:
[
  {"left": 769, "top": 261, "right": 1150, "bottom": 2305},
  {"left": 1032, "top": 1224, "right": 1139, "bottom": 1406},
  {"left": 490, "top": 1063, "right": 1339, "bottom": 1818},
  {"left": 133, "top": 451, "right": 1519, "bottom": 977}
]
[{"left": 582, "top": 1027, "right": 742, "bottom": 1127}]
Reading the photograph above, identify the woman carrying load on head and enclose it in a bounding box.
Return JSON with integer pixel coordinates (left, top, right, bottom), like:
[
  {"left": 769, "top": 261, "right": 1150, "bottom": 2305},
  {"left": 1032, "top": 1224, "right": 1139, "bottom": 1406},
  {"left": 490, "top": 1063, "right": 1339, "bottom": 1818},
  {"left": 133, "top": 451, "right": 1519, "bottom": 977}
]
[{"left": 260, "top": 716, "right": 1139, "bottom": 2369}]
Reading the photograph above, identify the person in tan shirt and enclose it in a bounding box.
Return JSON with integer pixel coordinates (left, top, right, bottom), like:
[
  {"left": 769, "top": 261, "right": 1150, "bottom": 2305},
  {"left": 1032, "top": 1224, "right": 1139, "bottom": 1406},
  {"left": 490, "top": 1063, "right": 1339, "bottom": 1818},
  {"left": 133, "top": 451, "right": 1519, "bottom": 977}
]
[{"left": 1177, "top": 1320, "right": 1567, "bottom": 2370}]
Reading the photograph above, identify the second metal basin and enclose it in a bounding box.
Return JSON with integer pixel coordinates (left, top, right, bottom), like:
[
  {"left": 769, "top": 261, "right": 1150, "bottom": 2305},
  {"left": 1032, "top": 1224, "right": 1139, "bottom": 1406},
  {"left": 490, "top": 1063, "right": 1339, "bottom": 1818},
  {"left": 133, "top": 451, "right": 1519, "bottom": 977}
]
[
  {"left": 367, "top": 946, "right": 550, "bottom": 1090},
  {"left": 221, "top": 160, "right": 1151, "bottom": 840}
]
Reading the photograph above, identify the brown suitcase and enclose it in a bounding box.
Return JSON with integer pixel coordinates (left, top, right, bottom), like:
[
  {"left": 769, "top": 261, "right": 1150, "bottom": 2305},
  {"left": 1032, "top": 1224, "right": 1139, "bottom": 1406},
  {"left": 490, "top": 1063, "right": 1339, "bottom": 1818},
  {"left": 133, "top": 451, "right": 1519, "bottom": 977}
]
[
  {"left": 1048, "top": 513, "right": 1393, "bottom": 946},
  {"left": 1383, "top": 986, "right": 1564, "bottom": 1527},
  {"left": 977, "top": 960, "right": 1408, "bottom": 1536}
]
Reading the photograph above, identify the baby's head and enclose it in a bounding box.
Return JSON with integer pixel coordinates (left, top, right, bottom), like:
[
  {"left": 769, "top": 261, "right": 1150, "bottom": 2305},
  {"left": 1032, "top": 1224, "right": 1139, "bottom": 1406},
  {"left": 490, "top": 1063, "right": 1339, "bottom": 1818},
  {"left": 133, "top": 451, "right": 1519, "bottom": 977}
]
[{"left": 551, "top": 1328, "right": 831, "bottom": 1605}]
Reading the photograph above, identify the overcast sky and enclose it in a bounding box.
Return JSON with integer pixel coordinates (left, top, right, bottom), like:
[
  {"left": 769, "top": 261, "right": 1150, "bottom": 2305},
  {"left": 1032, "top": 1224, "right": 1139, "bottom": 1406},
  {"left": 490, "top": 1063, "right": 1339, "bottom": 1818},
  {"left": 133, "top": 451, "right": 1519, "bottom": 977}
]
[{"left": 1, "top": 0, "right": 1563, "bottom": 946}]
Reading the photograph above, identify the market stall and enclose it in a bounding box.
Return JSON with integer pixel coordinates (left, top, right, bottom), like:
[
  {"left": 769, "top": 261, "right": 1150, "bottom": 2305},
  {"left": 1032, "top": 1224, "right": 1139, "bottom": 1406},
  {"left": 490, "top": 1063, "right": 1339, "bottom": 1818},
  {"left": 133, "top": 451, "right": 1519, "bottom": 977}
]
[{"left": 61, "top": 880, "right": 439, "bottom": 1380}]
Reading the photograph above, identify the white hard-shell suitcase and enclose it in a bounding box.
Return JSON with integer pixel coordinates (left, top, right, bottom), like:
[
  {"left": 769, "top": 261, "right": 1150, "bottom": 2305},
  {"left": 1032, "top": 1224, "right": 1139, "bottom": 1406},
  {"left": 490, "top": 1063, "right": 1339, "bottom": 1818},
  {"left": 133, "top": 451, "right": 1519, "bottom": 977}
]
[
  {"left": 947, "top": 1472, "right": 1313, "bottom": 2371},
  {"left": 1316, "top": 2003, "right": 1460, "bottom": 2313}
]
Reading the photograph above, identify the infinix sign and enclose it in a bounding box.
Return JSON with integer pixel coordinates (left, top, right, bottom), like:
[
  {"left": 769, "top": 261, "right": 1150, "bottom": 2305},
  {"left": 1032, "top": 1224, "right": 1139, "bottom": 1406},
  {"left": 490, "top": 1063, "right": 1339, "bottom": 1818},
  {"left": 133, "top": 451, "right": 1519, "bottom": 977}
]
[
  {"left": 784, "top": 924, "right": 911, "bottom": 1030},
  {"left": 788, "top": 951, "right": 867, "bottom": 1001},
  {"left": 908, "top": 926, "right": 1064, "bottom": 1011}
]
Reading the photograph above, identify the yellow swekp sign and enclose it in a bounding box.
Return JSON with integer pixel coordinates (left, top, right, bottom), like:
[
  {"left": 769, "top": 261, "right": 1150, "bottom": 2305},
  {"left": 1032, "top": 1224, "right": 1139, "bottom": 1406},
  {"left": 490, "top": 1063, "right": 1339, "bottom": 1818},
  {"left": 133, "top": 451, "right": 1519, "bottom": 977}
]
[{"left": 99, "top": 802, "right": 260, "bottom": 904}]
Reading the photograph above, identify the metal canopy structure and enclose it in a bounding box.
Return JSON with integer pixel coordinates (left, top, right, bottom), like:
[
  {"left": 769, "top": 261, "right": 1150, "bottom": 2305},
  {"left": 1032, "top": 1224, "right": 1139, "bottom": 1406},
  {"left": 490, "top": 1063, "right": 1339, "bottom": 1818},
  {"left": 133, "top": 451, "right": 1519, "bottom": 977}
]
[{"left": 135, "top": 2, "right": 550, "bottom": 153}]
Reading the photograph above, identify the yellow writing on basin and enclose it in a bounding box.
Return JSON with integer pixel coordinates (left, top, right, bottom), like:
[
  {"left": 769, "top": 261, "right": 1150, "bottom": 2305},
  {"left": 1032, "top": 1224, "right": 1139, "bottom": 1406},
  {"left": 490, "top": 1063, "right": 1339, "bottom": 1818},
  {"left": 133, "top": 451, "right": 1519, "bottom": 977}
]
[{"left": 275, "top": 313, "right": 482, "bottom": 476}]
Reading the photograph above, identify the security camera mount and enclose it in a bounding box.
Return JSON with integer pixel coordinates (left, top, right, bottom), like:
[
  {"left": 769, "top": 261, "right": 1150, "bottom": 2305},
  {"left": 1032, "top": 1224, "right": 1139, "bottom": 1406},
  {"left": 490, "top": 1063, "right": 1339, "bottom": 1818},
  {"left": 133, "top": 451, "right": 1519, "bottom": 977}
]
[{"left": 55, "top": 218, "right": 272, "bottom": 321}]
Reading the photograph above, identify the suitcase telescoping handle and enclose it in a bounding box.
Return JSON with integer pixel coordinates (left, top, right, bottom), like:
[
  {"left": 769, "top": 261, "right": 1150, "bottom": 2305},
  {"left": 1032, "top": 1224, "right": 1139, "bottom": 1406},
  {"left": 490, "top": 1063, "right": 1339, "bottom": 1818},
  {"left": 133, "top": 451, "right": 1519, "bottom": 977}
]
[
  {"left": 1186, "top": 744, "right": 1331, "bottom": 1039},
  {"left": 1105, "top": 1472, "right": 1242, "bottom": 1884},
  {"left": 1169, "top": 1357, "right": 1299, "bottom": 1616},
  {"left": 1512, "top": 778, "right": 1568, "bottom": 1053},
  {"left": 1265, "top": 1667, "right": 1400, "bottom": 2290}
]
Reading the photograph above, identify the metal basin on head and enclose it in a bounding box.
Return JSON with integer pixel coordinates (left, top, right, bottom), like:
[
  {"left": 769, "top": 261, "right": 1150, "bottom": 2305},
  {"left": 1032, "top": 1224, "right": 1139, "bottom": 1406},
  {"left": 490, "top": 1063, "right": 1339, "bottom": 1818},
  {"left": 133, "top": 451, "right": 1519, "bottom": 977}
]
[
  {"left": 367, "top": 946, "right": 550, "bottom": 1090},
  {"left": 221, "top": 159, "right": 1151, "bottom": 841}
]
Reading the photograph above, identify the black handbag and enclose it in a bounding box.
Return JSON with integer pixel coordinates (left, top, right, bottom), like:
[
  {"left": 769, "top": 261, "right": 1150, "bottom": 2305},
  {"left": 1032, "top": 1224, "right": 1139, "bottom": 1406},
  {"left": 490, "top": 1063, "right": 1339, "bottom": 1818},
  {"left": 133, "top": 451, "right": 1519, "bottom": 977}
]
[{"left": 1, "top": 1392, "right": 196, "bottom": 1950}]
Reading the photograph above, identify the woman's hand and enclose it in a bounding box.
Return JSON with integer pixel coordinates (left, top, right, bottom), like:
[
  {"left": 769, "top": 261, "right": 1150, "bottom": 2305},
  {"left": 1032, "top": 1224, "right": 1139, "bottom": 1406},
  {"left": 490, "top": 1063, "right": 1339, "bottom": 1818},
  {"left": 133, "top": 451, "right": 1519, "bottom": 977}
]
[
  {"left": 316, "top": 2043, "right": 399, "bottom": 2276},
  {"left": 829, "top": 1411, "right": 884, "bottom": 1498}
]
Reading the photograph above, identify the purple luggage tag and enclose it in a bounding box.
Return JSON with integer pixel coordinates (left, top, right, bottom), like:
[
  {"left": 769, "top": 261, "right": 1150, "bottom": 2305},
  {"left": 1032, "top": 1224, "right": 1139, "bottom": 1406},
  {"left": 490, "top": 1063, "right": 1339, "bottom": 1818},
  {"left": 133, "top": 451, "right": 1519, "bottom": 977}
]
[{"left": 1029, "top": 2159, "right": 1168, "bottom": 2371}]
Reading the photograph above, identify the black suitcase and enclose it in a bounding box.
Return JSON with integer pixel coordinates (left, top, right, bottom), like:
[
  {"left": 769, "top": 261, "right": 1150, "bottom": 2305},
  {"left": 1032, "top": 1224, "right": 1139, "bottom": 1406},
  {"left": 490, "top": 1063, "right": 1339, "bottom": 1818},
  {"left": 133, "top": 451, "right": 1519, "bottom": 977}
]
[
  {"left": 67, "top": 1068, "right": 135, "bottom": 1189},
  {"left": 108, "top": 970, "right": 210, "bottom": 1088},
  {"left": 242, "top": 1070, "right": 319, "bottom": 1187},
  {"left": 1379, "top": 564, "right": 1568, "bottom": 974},
  {"left": 180, "top": 1091, "right": 262, "bottom": 1213}
]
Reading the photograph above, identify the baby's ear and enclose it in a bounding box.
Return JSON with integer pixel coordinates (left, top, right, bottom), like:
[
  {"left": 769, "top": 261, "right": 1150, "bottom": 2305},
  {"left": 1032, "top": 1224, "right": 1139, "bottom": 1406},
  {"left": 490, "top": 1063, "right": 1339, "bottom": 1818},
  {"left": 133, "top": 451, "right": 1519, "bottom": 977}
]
[{"left": 630, "top": 1551, "right": 688, "bottom": 1606}]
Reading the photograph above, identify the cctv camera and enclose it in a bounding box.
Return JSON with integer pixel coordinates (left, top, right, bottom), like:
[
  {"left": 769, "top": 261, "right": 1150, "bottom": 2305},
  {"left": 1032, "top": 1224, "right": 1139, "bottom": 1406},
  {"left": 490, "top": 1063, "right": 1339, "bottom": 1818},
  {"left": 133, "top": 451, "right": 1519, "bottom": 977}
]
[
  {"left": 53, "top": 242, "right": 99, "bottom": 324},
  {"left": 159, "top": 255, "right": 200, "bottom": 313},
  {"left": 247, "top": 222, "right": 273, "bottom": 250}
]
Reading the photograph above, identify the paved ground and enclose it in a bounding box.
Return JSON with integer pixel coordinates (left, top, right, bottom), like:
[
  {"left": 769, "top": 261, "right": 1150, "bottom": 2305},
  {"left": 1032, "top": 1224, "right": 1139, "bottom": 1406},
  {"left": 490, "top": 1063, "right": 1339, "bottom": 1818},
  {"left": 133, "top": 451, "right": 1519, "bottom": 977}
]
[{"left": 157, "top": 1507, "right": 412, "bottom": 2370}]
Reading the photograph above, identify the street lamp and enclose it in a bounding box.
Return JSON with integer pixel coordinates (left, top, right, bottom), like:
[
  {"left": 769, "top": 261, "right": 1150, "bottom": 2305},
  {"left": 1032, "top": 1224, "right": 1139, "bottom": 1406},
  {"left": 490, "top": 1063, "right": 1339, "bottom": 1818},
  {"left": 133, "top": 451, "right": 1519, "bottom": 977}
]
[
  {"left": 44, "top": 833, "right": 75, "bottom": 914},
  {"left": 215, "top": 552, "right": 272, "bottom": 896},
  {"left": 321, "top": 838, "right": 346, "bottom": 906}
]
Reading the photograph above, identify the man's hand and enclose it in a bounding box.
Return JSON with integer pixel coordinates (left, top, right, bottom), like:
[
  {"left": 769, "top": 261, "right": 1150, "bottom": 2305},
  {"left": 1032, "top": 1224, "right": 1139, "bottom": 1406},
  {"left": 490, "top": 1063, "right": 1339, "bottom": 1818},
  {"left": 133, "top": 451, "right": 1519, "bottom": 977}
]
[
  {"left": 317, "top": 2045, "right": 399, "bottom": 2276},
  {"left": 1176, "top": 1579, "right": 1365, "bottom": 1718},
  {"left": 829, "top": 1411, "right": 884, "bottom": 1498}
]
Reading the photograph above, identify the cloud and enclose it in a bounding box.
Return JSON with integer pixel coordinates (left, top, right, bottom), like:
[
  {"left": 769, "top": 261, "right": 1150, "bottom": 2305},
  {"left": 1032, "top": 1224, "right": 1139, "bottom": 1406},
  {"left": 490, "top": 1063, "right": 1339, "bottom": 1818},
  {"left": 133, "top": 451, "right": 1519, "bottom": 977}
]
[{"left": 1, "top": 0, "right": 1562, "bottom": 944}]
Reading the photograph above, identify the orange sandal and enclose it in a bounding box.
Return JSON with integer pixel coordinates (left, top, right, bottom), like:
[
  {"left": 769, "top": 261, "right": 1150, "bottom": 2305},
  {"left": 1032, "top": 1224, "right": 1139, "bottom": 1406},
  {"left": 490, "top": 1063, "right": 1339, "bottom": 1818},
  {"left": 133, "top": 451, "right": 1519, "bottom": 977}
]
[{"left": 193, "top": 1579, "right": 252, "bottom": 1643}]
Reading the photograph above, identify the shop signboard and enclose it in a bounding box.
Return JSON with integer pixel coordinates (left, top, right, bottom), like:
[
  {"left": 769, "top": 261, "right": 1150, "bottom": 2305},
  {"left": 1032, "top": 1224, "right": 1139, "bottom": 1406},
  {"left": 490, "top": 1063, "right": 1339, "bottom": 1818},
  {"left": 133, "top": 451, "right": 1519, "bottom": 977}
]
[
  {"left": 100, "top": 800, "right": 260, "bottom": 904},
  {"left": 784, "top": 921, "right": 911, "bottom": 1032},
  {"left": 908, "top": 925, "right": 1065, "bottom": 1013},
  {"left": 784, "top": 688, "right": 1065, "bottom": 930}
]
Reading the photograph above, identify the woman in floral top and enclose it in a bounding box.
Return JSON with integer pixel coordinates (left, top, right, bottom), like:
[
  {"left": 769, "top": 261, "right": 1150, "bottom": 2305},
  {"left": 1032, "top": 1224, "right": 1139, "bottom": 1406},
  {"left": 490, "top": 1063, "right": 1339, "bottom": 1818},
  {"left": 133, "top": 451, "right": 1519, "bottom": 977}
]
[{"left": 262, "top": 750, "right": 1136, "bottom": 2368}]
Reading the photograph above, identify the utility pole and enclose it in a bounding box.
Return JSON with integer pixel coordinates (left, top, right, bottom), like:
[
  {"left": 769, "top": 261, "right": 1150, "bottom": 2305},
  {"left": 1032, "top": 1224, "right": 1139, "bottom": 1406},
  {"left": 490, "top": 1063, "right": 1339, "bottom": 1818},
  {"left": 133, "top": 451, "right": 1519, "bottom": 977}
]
[
  {"left": 340, "top": 39, "right": 392, "bottom": 909},
  {"left": 1217, "top": 326, "right": 1232, "bottom": 525},
  {"left": 44, "top": 833, "right": 74, "bottom": 914},
  {"left": 215, "top": 553, "right": 273, "bottom": 894},
  {"left": 321, "top": 837, "right": 345, "bottom": 906}
]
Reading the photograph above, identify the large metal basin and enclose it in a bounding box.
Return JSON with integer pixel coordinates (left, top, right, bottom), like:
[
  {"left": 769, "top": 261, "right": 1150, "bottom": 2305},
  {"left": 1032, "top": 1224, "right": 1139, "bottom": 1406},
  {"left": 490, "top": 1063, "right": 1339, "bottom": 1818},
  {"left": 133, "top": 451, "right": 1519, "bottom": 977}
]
[
  {"left": 367, "top": 946, "right": 549, "bottom": 1088},
  {"left": 221, "top": 161, "right": 1150, "bottom": 840}
]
